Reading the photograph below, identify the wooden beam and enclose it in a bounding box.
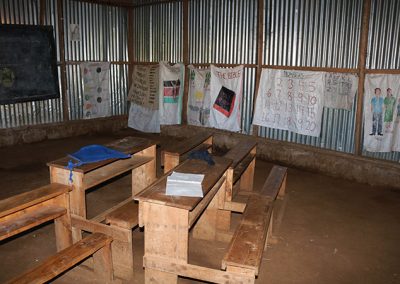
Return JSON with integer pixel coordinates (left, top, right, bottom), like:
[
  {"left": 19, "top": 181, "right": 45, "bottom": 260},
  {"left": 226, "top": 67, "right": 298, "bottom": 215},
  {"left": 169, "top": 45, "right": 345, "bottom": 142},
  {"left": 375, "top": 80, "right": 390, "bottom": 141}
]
[
  {"left": 182, "top": 0, "right": 189, "bottom": 124},
  {"left": 252, "top": 0, "right": 264, "bottom": 136},
  {"left": 354, "top": 0, "right": 372, "bottom": 156},
  {"left": 127, "top": 8, "right": 134, "bottom": 90},
  {"left": 57, "top": 0, "right": 69, "bottom": 121},
  {"left": 39, "top": 0, "right": 46, "bottom": 25},
  {"left": 71, "top": 0, "right": 135, "bottom": 7}
]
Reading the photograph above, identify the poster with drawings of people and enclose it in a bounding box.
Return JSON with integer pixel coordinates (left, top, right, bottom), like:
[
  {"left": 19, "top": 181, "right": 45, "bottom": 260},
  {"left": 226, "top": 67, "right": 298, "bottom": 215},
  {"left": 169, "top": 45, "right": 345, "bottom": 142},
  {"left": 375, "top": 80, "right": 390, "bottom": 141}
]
[
  {"left": 324, "top": 73, "right": 358, "bottom": 110},
  {"left": 158, "top": 62, "right": 185, "bottom": 125},
  {"left": 187, "top": 65, "right": 211, "bottom": 126},
  {"left": 363, "top": 74, "right": 400, "bottom": 152},
  {"left": 209, "top": 65, "right": 243, "bottom": 132},
  {"left": 253, "top": 68, "right": 325, "bottom": 137},
  {"left": 127, "top": 65, "right": 160, "bottom": 133},
  {"left": 80, "top": 62, "right": 110, "bottom": 119}
]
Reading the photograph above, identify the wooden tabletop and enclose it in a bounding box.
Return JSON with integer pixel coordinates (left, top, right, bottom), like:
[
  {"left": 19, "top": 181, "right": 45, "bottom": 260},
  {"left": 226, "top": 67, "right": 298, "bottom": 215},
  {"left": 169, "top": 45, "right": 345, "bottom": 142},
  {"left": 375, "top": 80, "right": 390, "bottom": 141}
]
[
  {"left": 163, "top": 133, "right": 212, "bottom": 156},
  {"left": 46, "top": 136, "right": 157, "bottom": 173},
  {"left": 134, "top": 156, "right": 232, "bottom": 211},
  {"left": 223, "top": 140, "right": 257, "bottom": 169}
]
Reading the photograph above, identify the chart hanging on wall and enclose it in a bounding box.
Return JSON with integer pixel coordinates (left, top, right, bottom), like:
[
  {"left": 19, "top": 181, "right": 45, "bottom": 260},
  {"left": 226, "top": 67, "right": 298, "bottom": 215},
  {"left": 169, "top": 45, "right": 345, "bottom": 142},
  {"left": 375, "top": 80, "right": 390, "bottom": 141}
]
[
  {"left": 80, "top": 62, "right": 110, "bottom": 119},
  {"left": 187, "top": 65, "right": 211, "bottom": 127},
  {"left": 324, "top": 72, "right": 358, "bottom": 110},
  {"left": 363, "top": 74, "right": 400, "bottom": 152},
  {"left": 253, "top": 68, "right": 325, "bottom": 137},
  {"left": 0, "top": 24, "right": 59, "bottom": 104},
  {"left": 128, "top": 65, "right": 160, "bottom": 133},
  {"left": 158, "top": 62, "right": 185, "bottom": 125},
  {"left": 209, "top": 65, "right": 243, "bottom": 132}
]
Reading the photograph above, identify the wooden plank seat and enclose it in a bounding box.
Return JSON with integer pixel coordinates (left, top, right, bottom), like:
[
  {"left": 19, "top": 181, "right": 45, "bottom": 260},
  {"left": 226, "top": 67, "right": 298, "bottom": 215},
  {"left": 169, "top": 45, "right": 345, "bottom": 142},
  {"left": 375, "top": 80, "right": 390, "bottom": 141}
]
[
  {"left": 7, "top": 233, "right": 113, "bottom": 284},
  {"left": 162, "top": 133, "right": 213, "bottom": 173},
  {"left": 222, "top": 165, "right": 288, "bottom": 281}
]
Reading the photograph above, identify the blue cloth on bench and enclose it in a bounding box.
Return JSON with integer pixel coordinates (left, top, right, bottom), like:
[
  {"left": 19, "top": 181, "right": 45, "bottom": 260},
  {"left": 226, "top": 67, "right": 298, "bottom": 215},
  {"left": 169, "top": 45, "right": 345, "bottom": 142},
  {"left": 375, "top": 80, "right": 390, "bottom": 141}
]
[
  {"left": 67, "top": 144, "right": 131, "bottom": 182},
  {"left": 188, "top": 150, "right": 215, "bottom": 166}
]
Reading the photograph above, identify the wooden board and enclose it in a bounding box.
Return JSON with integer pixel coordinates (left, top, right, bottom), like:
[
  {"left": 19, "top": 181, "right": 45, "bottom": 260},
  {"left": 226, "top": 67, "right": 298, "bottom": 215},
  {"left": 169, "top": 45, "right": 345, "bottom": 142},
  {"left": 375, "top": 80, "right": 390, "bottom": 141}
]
[
  {"left": 105, "top": 201, "right": 139, "bottom": 229},
  {"left": 163, "top": 133, "right": 212, "bottom": 156},
  {"left": 259, "top": 166, "right": 287, "bottom": 200},
  {"left": 222, "top": 196, "right": 272, "bottom": 276},
  {"left": 7, "top": 233, "right": 112, "bottom": 284},
  {"left": 232, "top": 154, "right": 256, "bottom": 184},
  {"left": 223, "top": 140, "right": 257, "bottom": 169},
  {"left": 0, "top": 205, "right": 66, "bottom": 241},
  {"left": 47, "top": 136, "right": 157, "bottom": 173},
  {"left": 135, "top": 156, "right": 232, "bottom": 211},
  {"left": 0, "top": 183, "right": 70, "bottom": 218}
]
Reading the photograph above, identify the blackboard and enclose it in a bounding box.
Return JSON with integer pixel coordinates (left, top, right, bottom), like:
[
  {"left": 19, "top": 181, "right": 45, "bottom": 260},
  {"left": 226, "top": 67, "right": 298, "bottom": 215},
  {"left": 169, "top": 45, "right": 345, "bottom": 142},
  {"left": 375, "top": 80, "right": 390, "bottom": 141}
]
[{"left": 0, "top": 24, "right": 59, "bottom": 104}]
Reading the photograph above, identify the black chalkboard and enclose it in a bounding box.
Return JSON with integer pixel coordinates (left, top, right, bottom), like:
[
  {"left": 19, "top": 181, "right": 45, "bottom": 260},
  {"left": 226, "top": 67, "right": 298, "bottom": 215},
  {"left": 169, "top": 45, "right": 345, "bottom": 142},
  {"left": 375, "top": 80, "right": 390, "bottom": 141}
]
[{"left": 0, "top": 24, "right": 59, "bottom": 104}]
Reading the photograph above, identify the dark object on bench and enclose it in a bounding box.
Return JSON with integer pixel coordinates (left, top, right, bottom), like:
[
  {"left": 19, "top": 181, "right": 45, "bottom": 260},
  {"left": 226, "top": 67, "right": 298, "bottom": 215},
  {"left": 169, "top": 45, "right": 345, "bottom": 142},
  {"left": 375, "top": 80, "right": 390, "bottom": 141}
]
[{"left": 188, "top": 149, "right": 215, "bottom": 165}]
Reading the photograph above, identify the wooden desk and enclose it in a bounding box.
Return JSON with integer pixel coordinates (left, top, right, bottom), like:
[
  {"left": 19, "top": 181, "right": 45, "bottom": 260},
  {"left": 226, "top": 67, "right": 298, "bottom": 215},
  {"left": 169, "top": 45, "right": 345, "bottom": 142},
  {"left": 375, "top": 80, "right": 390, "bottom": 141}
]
[
  {"left": 47, "top": 136, "right": 157, "bottom": 242},
  {"left": 135, "top": 156, "right": 234, "bottom": 283}
]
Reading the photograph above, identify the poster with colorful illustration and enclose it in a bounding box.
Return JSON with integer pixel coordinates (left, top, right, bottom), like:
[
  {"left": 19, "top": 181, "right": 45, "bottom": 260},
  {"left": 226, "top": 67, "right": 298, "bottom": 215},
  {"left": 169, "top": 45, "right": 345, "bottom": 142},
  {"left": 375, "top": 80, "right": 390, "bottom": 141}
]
[
  {"left": 80, "top": 62, "right": 110, "bottom": 119},
  {"left": 128, "top": 65, "right": 160, "bottom": 133},
  {"left": 187, "top": 65, "right": 211, "bottom": 126},
  {"left": 209, "top": 65, "right": 243, "bottom": 132},
  {"left": 324, "top": 72, "right": 358, "bottom": 110},
  {"left": 158, "top": 62, "right": 185, "bottom": 125},
  {"left": 253, "top": 69, "right": 325, "bottom": 137},
  {"left": 363, "top": 74, "right": 400, "bottom": 152}
]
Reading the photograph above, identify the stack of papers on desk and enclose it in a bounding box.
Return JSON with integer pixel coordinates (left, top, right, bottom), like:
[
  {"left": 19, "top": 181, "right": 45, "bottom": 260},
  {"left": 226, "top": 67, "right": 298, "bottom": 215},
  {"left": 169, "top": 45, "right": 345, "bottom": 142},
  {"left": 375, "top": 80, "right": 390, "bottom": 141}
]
[{"left": 166, "top": 172, "right": 205, "bottom": 197}]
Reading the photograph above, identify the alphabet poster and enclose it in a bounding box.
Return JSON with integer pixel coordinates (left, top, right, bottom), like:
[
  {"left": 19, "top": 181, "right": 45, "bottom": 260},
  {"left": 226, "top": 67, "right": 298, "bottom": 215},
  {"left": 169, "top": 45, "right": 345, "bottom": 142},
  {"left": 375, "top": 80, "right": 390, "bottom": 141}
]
[
  {"left": 128, "top": 65, "right": 160, "bottom": 133},
  {"left": 209, "top": 65, "right": 243, "bottom": 132},
  {"left": 81, "top": 62, "right": 110, "bottom": 119},
  {"left": 253, "top": 69, "right": 325, "bottom": 137},
  {"left": 324, "top": 73, "right": 358, "bottom": 110},
  {"left": 159, "top": 62, "right": 185, "bottom": 125},
  {"left": 363, "top": 74, "right": 400, "bottom": 152},
  {"left": 187, "top": 65, "right": 211, "bottom": 126}
]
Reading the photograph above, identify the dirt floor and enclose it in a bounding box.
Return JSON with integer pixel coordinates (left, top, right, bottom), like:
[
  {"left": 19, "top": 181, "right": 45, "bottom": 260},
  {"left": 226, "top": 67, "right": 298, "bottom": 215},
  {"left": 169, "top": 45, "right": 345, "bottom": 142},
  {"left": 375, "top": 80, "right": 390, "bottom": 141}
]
[{"left": 0, "top": 129, "right": 399, "bottom": 284}]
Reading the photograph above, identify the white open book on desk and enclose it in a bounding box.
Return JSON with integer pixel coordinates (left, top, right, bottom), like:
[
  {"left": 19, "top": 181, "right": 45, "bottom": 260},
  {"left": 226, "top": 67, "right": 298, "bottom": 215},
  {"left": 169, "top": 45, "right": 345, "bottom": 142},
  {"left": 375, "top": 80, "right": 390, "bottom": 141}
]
[{"left": 166, "top": 172, "right": 205, "bottom": 197}]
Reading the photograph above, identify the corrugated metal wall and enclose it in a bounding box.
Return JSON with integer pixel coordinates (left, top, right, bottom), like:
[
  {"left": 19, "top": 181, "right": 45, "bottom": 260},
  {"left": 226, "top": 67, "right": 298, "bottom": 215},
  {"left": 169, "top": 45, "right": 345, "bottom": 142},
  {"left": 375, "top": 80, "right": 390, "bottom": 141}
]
[
  {"left": 0, "top": 0, "right": 63, "bottom": 127},
  {"left": 64, "top": 0, "right": 128, "bottom": 119},
  {"left": 258, "top": 0, "right": 363, "bottom": 153}
]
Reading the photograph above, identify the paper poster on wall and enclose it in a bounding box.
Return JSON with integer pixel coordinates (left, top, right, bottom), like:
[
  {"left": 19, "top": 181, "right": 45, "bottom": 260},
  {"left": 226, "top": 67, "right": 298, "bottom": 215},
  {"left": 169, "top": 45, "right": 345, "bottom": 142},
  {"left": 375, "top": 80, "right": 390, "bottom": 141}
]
[
  {"left": 324, "top": 73, "right": 358, "bottom": 110},
  {"left": 363, "top": 74, "right": 400, "bottom": 152},
  {"left": 127, "top": 65, "right": 160, "bottom": 133},
  {"left": 69, "top": 24, "right": 81, "bottom": 41},
  {"left": 253, "top": 69, "right": 325, "bottom": 137},
  {"left": 187, "top": 65, "right": 211, "bottom": 126},
  {"left": 158, "top": 62, "right": 185, "bottom": 125},
  {"left": 81, "top": 62, "right": 110, "bottom": 119},
  {"left": 209, "top": 65, "right": 243, "bottom": 132}
]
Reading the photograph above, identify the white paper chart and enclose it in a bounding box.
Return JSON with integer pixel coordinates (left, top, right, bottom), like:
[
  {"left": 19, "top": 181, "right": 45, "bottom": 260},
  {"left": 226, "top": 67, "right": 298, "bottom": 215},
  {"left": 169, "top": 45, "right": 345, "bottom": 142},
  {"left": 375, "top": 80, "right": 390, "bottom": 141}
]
[{"left": 253, "top": 69, "right": 325, "bottom": 137}]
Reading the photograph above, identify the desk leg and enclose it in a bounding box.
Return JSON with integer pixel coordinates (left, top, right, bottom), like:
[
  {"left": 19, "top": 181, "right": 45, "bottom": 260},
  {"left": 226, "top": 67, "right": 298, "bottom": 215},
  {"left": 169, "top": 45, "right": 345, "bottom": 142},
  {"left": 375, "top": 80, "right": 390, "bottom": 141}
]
[
  {"left": 132, "top": 145, "right": 157, "bottom": 196},
  {"left": 53, "top": 193, "right": 73, "bottom": 251},
  {"left": 142, "top": 202, "right": 188, "bottom": 284},
  {"left": 50, "top": 167, "right": 85, "bottom": 243},
  {"left": 239, "top": 157, "right": 255, "bottom": 192}
]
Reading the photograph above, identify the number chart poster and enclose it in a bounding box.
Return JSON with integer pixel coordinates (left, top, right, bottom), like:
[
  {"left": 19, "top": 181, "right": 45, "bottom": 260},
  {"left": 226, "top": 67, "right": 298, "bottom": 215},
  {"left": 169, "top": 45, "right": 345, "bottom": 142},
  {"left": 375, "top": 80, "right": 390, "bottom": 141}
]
[
  {"left": 253, "top": 69, "right": 325, "bottom": 137},
  {"left": 80, "top": 62, "right": 110, "bottom": 119}
]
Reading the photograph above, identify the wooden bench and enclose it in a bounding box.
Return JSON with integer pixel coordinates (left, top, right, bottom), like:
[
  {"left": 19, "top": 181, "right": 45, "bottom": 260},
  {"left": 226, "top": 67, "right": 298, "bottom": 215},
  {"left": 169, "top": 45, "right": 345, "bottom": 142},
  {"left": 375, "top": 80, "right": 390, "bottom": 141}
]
[
  {"left": 7, "top": 233, "right": 113, "bottom": 284},
  {"left": 0, "top": 183, "right": 73, "bottom": 251},
  {"left": 0, "top": 184, "right": 114, "bottom": 283},
  {"left": 217, "top": 140, "right": 257, "bottom": 232},
  {"left": 221, "top": 165, "right": 287, "bottom": 282},
  {"left": 162, "top": 133, "right": 213, "bottom": 173}
]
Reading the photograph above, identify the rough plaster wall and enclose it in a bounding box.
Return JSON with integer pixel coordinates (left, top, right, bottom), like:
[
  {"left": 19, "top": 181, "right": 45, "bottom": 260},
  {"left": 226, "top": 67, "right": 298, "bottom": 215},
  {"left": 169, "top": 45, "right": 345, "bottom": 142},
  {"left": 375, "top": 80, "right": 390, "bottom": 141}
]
[
  {"left": 161, "top": 125, "right": 400, "bottom": 190},
  {"left": 0, "top": 115, "right": 128, "bottom": 147}
]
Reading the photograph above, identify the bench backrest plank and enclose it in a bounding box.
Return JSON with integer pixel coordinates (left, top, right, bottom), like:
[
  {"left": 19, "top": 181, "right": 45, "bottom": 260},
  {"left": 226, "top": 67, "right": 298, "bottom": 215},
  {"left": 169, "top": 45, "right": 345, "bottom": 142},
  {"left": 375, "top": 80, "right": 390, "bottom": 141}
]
[
  {"left": 260, "top": 166, "right": 287, "bottom": 200},
  {"left": 223, "top": 140, "right": 257, "bottom": 169},
  {"left": 0, "top": 183, "right": 71, "bottom": 218},
  {"left": 7, "top": 233, "right": 112, "bottom": 284},
  {"left": 163, "top": 133, "right": 212, "bottom": 156}
]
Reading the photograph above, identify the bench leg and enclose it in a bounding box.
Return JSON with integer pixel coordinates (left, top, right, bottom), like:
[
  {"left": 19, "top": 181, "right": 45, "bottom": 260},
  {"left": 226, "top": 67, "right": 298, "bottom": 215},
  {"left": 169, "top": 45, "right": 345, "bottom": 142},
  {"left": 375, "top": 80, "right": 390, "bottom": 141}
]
[
  {"left": 93, "top": 241, "right": 114, "bottom": 284},
  {"left": 111, "top": 229, "right": 134, "bottom": 280},
  {"left": 53, "top": 193, "right": 73, "bottom": 251},
  {"left": 239, "top": 157, "right": 255, "bottom": 192},
  {"left": 164, "top": 154, "right": 179, "bottom": 174}
]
